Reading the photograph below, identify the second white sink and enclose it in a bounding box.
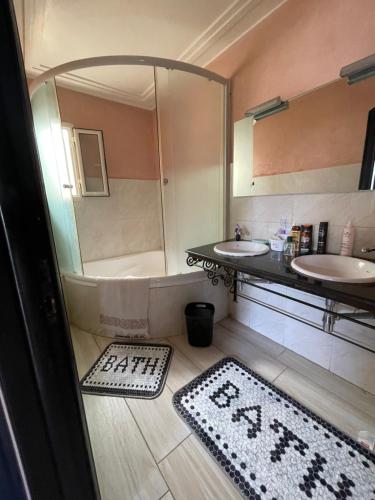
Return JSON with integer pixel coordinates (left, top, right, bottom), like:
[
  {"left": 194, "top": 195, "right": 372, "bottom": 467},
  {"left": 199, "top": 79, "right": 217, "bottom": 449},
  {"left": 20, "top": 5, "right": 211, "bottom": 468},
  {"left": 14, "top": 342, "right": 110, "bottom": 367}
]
[
  {"left": 291, "top": 254, "right": 375, "bottom": 284},
  {"left": 214, "top": 241, "right": 269, "bottom": 257}
]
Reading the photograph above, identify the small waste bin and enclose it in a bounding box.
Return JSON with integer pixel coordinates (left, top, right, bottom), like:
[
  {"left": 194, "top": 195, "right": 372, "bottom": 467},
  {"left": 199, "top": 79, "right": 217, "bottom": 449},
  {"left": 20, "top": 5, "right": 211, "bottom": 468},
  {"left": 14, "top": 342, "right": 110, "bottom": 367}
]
[{"left": 185, "top": 302, "right": 215, "bottom": 347}]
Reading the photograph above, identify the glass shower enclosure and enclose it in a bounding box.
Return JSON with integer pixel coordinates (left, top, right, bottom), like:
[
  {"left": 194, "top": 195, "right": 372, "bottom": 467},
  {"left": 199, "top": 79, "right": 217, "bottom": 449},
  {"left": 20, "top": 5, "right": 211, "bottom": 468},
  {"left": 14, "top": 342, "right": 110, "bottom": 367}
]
[
  {"left": 31, "top": 79, "right": 82, "bottom": 275},
  {"left": 155, "top": 67, "right": 226, "bottom": 274},
  {"left": 29, "top": 58, "right": 228, "bottom": 277}
]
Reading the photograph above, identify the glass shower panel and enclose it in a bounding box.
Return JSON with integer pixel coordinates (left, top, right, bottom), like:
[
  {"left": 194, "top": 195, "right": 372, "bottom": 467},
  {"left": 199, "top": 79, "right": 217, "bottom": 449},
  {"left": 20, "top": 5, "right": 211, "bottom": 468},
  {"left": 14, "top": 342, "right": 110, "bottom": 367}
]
[
  {"left": 155, "top": 68, "right": 225, "bottom": 274},
  {"left": 31, "top": 79, "right": 82, "bottom": 274}
]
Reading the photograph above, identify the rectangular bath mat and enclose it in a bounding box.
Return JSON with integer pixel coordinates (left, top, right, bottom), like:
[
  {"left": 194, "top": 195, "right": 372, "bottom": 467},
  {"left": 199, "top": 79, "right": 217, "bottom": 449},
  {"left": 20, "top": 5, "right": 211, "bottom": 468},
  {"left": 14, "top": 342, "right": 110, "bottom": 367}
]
[
  {"left": 81, "top": 342, "right": 173, "bottom": 399},
  {"left": 173, "top": 357, "right": 375, "bottom": 499}
]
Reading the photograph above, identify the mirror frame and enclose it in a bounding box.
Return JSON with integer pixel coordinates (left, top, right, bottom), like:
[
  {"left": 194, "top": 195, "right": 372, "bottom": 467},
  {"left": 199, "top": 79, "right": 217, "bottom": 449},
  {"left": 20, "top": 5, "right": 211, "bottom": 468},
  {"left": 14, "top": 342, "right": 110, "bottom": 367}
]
[{"left": 359, "top": 106, "right": 375, "bottom": 190}]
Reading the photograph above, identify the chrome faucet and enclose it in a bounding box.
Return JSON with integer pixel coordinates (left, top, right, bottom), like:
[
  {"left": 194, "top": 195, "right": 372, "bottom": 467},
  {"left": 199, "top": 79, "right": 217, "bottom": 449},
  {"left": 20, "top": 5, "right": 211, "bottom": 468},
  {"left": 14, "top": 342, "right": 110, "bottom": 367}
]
[{"left": 361, "top": 247, "right": 375, "bottom": 254}]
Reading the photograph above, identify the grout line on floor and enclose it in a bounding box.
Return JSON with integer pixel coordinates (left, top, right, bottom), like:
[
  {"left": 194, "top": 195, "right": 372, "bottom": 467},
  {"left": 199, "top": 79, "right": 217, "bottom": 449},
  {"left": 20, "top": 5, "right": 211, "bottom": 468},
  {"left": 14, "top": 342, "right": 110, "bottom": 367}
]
[
  {"left": 124, "top": 398, "right": 170, "bottom": 495},
  {"left": 171, "top": 338, "right": 220, "bottom": 371},
  {"left": 158, "top": 491, "right": 175, "bottom": 500},
  {"left": 157, "top": 432, "right": 191, "bottom": 466},
  {"left": 270, "top": 365, "right": 288, "bottom": 383},
  {"left": 125, "top": 394, "right": 191, "bottom": 495},
  {"left": 125, "top": 397, "right": 160, "bottom": 464},
  {"left": 275, "top": 348, "right": 288, "bottom": 361},
  {"left": 218, "top": 319, "right": 288, "bottom": 358}
]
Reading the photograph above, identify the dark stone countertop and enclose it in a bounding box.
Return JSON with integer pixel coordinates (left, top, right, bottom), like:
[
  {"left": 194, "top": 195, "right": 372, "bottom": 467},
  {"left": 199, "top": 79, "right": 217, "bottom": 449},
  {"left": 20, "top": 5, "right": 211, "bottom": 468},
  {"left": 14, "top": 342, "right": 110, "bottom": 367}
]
[{"left": 186, "top": 241, "right": 375, "bottom": 313}]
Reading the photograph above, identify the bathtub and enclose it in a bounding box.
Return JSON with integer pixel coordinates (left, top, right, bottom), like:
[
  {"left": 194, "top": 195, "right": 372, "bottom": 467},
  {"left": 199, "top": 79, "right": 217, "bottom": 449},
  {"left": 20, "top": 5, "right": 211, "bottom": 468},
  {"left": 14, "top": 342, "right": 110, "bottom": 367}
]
[
  {"left": 83, "top": 250, "right": 166, "bottom": 278},
  {"left": 63, "top": 250, "right": 228, "bottom": 338}
]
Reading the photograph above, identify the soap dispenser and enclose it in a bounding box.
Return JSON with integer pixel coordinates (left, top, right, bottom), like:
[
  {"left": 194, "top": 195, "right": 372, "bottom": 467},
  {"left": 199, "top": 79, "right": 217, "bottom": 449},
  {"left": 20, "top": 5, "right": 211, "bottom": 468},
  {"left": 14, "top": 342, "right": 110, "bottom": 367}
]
[{"left": 340, "top": 221, "right": 355, "bottom": 256}]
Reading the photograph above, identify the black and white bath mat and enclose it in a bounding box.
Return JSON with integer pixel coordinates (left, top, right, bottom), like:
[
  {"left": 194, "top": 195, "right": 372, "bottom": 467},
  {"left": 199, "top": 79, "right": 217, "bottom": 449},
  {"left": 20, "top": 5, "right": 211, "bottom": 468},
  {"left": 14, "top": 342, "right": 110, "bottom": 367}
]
[
  {"left": 173, "top": 357, "right": 375, "bottom": 499},
  {"left": 81, "top": 342, "right": 173, "bottom": 399}
]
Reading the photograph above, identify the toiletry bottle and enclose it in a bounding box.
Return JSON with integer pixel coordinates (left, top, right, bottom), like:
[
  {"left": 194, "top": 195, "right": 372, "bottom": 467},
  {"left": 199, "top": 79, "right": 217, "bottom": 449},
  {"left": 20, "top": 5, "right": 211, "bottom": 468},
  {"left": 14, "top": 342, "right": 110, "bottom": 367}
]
[
  {"left": 340, "top": 221, "right": 355, "bottom": 256},
  {"left": 283, "top": 236, "right": 296, "bottom": 257},
  {"left": 300, "top": 225, "right": 313, "bottom": 255},
  {"left": 277, "top": 217, "right": 288, "bottom": 239},
  {"left": 235, "top": 224, "right": 241, "bottom": 241},
  {"left": 317, "top": 222, "right": 328, "bottom": 254},
  {"left": 291, "top": 224, "right": 301, "bottom": 255}
]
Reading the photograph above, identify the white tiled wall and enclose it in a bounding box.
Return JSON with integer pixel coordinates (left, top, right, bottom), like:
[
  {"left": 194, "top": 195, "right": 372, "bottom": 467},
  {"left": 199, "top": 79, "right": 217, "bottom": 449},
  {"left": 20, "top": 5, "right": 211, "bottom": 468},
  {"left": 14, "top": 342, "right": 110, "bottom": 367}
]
[
  {"left": 230, "top": 284, "right": 375, "bottom": 395},
  {"left": 231, "top": 191, "right": 375, "bottom": 256},
  {"left": 230, "top": 191, "right": 375, "bottom": 395},
  {"left": 74, "top": 178, "right": 163, "bottom": 262}
]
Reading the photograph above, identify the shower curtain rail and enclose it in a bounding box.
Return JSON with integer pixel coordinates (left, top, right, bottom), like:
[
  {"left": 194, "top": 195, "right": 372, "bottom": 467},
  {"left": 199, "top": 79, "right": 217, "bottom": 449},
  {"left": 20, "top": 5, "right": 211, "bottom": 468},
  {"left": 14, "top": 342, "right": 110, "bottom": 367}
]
[{"left": 28, "top": 55, "right": 227, "bottom": 96}]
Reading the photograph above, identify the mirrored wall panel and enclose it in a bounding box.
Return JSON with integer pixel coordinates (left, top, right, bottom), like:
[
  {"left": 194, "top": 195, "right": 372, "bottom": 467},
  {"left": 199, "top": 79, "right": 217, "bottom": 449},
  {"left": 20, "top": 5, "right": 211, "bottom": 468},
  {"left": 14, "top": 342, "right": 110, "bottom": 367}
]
[{"left": 233, "top": 77, "right": 375, "bottom": 197}]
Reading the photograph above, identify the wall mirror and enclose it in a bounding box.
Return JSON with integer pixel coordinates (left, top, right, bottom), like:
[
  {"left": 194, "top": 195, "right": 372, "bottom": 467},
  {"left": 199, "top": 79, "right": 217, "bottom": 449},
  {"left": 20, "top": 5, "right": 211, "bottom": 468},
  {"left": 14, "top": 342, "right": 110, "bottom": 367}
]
[{"left": 233, "top": 76, "right": 375, "bottom": 197}]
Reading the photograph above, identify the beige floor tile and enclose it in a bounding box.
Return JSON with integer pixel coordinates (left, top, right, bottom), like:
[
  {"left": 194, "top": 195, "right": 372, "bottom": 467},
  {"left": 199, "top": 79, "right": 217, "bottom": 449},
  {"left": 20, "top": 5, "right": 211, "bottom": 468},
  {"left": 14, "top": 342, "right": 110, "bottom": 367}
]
[
  {"left": 166, "top": 347, "right": 201, "bottom": 394},
  {"left": 273, "top": 368, "right": 375, "bottom": 439},
  {"left": 213, "top": 324, "right": 286, "bottom": 382},
  {"left": 168, "top": 334, "right": 225, "bottom": 371},
  {"left": 220, "top": 317, "right": 285, "bottom": 357},
  {"left": 160, "top": 492, "right": 174, "bottom": 500},
  {"left": 70, "top": 322, "right": 375, "bottom": 500},
  {"left": 70, "top": 326, "right": 102, "bottom": 378},
  {"left": 127, "top": 385, "right": 190, "bottom": 463},
  {"left": 329, "top": 337, "right": 375, "bottom": 395},
  {"left": 278, "top": 348, "right": 375, "bottom": 419},
  {"left": 159, "top": 435, "right": 241, "bottom": 500},
  {"left": 84, "top": 394, "right": 167, "bottom": 500},
  {"left": 93, "top": 334, "right": 116, "bottom": 352}
]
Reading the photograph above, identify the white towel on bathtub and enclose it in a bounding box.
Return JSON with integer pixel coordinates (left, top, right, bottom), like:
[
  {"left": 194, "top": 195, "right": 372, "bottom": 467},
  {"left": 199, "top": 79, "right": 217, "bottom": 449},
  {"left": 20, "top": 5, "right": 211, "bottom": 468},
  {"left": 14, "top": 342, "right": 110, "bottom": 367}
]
[{"left": 97, "top": 277, "right": 150, "bottom": 338}]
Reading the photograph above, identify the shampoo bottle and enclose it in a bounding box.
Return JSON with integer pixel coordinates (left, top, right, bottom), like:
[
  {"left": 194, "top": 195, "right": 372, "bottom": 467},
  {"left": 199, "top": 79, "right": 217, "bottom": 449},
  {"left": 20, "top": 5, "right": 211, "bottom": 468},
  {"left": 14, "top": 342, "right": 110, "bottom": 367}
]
[
  {"left": 317, "top": 222, "right": 328, "bottom": 254},
  {"left": 291, "top": 224, "right": 301, "bottom": 255},
  {"left": 340, "top": 221, "right": 355, "bottom": 256}
]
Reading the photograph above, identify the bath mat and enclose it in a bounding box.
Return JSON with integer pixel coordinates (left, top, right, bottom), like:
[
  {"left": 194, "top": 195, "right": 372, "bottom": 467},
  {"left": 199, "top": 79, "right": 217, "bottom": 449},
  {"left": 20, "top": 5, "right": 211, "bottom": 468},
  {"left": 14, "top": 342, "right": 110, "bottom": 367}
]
[
  {"left": 173, "top": 357, "right": 375, "bottom": 499},
  {"left": 81, "top": 342, "right": 173, "bottom": 399}
]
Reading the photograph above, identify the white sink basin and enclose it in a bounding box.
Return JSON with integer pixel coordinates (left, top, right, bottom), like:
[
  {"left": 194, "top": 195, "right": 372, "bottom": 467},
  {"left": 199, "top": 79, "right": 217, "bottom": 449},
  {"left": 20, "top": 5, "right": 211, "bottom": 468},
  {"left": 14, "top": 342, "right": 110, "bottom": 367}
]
[
  {"left": 291, "top": 254, "right": 375, "bottom": 284},
  {"left": 214, "top": 241, "right": 269, "bottom": 257}
]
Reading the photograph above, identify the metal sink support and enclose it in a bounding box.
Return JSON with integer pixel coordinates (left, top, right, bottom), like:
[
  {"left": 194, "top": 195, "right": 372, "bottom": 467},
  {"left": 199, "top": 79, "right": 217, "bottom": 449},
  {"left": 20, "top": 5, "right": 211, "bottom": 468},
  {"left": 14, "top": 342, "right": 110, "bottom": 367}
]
[
  {"left": 186, "top": 255, "right": 375, "bottom": 354},
  {"left": 323, "top": 299, "right": 375, "bottom": 333}
]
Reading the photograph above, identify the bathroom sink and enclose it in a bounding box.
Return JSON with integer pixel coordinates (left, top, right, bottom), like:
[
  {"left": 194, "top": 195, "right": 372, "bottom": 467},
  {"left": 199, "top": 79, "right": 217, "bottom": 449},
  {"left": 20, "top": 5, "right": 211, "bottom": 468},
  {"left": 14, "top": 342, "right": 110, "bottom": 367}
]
[
  {"left": 291, "top": 254, "right": 375, "bottom": 283},
  {"left": 214, "top": 241, "right": 269, "bottom": 257}
]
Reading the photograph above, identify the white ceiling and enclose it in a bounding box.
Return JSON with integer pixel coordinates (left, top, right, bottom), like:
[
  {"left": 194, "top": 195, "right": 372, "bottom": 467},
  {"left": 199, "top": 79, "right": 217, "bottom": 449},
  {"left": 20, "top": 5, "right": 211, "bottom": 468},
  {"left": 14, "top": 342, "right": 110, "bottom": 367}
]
[{"left": 15, "top": 0, "right": 284, "bottom": 109}]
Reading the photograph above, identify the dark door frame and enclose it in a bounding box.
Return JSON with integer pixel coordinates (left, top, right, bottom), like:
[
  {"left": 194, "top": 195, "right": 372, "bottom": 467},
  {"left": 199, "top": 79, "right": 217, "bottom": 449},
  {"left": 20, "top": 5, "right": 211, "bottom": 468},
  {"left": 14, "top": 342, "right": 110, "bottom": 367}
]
[
  {"left": 359, "top": 106, "right": 375, "bottom": 190},
  {"left": 0, "top": 2, "right": 99, "bottom": 498}
]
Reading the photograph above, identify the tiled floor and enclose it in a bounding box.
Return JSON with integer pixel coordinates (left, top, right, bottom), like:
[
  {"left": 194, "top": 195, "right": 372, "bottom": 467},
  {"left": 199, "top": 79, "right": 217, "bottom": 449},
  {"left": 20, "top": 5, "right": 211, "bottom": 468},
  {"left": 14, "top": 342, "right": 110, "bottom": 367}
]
[{"left": 71, "top": 318, "right": 375, "bottom": 500}]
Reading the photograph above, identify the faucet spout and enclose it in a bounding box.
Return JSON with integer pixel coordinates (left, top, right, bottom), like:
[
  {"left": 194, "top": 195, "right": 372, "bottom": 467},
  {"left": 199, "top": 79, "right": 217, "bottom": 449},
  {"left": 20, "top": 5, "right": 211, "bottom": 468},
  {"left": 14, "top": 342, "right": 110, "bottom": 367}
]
[{"left": 361, "top": 247, "right": 375, "bottom": 254}]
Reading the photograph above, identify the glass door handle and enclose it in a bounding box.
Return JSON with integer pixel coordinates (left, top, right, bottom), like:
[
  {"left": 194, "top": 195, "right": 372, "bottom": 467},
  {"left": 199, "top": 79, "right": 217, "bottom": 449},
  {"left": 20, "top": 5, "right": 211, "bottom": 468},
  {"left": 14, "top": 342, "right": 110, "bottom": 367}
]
[{"left": 62, "top": 184, "right": 73, "bottom": 188}]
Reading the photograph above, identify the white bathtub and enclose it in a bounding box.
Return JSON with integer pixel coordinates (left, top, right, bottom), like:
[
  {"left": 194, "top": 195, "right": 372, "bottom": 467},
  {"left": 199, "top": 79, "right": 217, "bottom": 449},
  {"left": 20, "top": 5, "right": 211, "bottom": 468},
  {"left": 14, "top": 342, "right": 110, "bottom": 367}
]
[
  {"left": 83, "top": 250, "right": 166, "bottom": 278},
  {"left": 63, "top": 250, "right": 228, "bottom": 338}
]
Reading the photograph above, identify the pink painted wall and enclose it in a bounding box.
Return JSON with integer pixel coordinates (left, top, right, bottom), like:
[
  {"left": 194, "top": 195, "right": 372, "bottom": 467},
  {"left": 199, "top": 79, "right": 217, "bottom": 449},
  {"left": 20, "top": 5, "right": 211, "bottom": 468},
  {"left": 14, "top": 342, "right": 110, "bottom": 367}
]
[
  {"left": 208, "top": 0, "right": 375, "bottom": 123},
  {"left": 57, "top": 87, "right": 159, "bottom": 180},
  {"left": 254, "top": 77, "right": 375, "bottom": 176}
]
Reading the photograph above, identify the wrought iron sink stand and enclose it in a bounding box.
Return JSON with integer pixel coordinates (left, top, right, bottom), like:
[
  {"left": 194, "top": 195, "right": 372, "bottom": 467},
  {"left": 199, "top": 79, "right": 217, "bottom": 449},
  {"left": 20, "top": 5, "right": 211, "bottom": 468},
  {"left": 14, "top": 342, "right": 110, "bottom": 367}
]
[{"left": 186, "top": 255, "right": 375, "bottom": 355}]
